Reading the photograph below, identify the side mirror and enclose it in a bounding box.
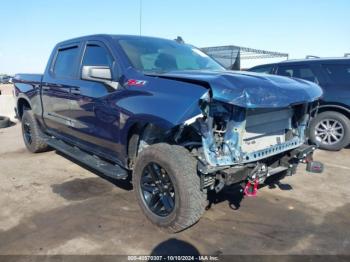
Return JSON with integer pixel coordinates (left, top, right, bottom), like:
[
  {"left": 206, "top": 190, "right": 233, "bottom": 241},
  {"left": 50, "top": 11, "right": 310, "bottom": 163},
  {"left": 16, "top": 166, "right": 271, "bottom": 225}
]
[{"left": 82, "top": 66, "right": 112, "bottom": 82}]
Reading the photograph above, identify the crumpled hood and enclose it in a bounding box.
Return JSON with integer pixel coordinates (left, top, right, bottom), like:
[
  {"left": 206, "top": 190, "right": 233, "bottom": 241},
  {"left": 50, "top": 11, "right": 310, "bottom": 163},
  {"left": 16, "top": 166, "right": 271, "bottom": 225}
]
[{"left": 154, "top": 70, "right": 323, "bottom": 108}]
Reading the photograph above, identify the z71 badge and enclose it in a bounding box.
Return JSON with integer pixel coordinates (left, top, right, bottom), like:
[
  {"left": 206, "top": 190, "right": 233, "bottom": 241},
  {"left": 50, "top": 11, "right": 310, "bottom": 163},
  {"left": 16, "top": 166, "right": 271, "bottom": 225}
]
[{"left": 126, "top": 79, "right": 147, "bottom": 86}]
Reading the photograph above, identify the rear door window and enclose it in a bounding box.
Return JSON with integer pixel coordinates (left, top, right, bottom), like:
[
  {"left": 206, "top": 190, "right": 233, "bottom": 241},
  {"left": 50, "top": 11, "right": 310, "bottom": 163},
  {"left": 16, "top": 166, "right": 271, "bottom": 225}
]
[
  {"left": 322, "top": 64, "right": 350, "bottom": 84},
  {"left": 277, "top": 65, "right": 319, "bottom": 83},
  {"left": 53, "top": 46, "right": 79, "bottom": 78}
]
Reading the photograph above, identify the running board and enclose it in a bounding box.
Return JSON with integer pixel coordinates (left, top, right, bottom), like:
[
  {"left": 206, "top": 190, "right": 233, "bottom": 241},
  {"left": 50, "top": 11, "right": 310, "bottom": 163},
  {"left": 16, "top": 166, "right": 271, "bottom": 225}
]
[{"left": 46, "top": 137, "right": 128, "bottom": 180}]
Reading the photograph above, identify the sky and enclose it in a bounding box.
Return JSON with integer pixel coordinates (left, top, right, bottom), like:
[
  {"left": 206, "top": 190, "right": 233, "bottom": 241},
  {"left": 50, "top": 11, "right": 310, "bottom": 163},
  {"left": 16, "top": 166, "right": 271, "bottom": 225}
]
[{"left": 0, "top": 0, "right": 349, "bottom": 74}]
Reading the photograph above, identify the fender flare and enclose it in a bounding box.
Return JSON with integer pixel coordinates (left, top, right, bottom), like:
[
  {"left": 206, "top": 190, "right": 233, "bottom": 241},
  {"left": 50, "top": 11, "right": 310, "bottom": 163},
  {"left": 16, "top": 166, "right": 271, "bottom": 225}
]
[
  {"left": 16, "top": 96, "right": 32, "bottom": 119},
  {"left": 121, "top": 115, "right": 177, "bottom": 161}
]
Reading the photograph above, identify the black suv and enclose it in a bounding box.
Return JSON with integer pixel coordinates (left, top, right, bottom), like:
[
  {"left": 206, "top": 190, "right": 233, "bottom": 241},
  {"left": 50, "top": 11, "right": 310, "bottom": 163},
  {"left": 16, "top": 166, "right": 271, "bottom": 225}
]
[{"left": 248, "top": 58, "right": 350, "bottom": 151}]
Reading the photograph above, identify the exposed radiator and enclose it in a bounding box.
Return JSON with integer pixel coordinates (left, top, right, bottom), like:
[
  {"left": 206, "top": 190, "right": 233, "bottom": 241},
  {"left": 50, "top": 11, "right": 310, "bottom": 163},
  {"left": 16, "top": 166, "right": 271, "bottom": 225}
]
[{"left": 242, "top": 108, "right": 293, "bottom": 153}]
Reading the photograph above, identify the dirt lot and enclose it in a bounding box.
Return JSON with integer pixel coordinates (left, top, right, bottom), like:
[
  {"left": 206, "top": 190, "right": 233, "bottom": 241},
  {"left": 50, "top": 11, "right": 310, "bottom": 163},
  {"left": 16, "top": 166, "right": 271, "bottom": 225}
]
[
  {"left": 0, "top": 84, "right": 13, "bottom": 95},
  {"left": 0, "top": 84, "right": 16, "bottom": 121},
  {"left": 0, "top": 123, "right": 349, "bottom": 255}
]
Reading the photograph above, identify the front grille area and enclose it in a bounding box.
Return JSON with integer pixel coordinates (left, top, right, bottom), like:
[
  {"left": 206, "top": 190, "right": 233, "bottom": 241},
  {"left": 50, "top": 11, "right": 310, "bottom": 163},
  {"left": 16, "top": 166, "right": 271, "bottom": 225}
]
[
  {"left": 242, "top": 108, "right": 293, "bottom": 153},
  {"left": 201, "top": 102, "right": 309, "bottom": 168}
]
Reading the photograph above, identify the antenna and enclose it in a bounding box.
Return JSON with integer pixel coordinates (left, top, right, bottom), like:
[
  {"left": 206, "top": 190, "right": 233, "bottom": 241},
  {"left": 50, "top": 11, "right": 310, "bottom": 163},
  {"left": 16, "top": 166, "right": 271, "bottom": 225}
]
[
  {"left": 174, "top": 36, "right": 185, "bottom": 44},
  {"left": 139, "top": 0, "right": 142, "bottom": 36}
]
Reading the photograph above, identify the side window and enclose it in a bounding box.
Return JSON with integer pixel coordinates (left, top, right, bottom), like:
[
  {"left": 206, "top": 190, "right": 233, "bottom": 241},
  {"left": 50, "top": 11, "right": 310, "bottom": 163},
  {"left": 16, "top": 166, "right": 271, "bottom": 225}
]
[
  {"left": 277, "top": 65, "right": 319, "bottom": 83},
  {"left": 82, "top": 44, "right": 113, "bottom": 68},
  {"left": 53, "top": 46, "right": 79, "bottom": 78},
  {"left": 249, "top": 65, "right": 274, "bottom": 74},
  {"left": 277, "top": 66, "right": 297, "bottom": 77},
  {"left": 298, "top": 67, "right": 318, "bottom": 82},
  {"left": 322, "top": 64, "right": 350, "bottom": 84}
]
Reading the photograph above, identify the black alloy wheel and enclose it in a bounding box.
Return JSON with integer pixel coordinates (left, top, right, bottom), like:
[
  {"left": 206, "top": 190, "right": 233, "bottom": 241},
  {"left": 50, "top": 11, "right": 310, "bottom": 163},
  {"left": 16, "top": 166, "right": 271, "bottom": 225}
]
[
  {"left": 133, "top": 143, "right": 207, "bottom": 232},
  {"left": 140, "top": 162, "right": 175, "bottom": 217}
]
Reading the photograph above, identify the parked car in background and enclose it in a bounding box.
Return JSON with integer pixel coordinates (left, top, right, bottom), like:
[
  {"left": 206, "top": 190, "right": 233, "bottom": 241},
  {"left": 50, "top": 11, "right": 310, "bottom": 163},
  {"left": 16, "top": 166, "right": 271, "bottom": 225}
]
[
  {"left": 0, "top": 75, "right": 11, "bottom": 84},
  {"left": 248, "top": 58, "right": 350, "bottom": 151}
]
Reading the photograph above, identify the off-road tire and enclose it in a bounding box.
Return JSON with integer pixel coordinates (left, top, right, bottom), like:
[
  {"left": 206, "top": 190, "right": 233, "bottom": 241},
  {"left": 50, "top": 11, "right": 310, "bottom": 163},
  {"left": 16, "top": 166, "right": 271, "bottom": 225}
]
[
  {"left": 21, "top": 110, "right": 50, "bottom": 153},
  {"left": 309, "top": 111, "right": 350, "bottom": 151},
  {"left": 133, "top": 143, "right": 207, "bottom": 232},
  {"left": 0, "top": 116, "right": 10, "bottom": 128}
]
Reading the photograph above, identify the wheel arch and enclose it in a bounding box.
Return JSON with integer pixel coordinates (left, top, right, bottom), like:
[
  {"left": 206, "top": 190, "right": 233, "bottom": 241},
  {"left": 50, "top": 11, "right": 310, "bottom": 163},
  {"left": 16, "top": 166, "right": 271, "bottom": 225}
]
[
  {"left": 17, "top": 98, "right": 31, "bottom": 120},
  {"left": 126, "top": 121, "right": 177, "bottom": 168},
  {"left": 315, "top": 104, "right": 350, "bottom": 119}
]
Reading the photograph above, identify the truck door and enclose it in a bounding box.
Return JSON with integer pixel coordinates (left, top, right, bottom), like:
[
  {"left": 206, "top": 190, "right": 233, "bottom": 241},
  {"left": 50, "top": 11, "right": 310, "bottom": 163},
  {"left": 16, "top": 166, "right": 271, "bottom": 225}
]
[
  {"left": 41, "top": 44, "right": 82, "bottom": 135},
  {"left": 66, "top": 41, "right": 124, "bottom": 163}
]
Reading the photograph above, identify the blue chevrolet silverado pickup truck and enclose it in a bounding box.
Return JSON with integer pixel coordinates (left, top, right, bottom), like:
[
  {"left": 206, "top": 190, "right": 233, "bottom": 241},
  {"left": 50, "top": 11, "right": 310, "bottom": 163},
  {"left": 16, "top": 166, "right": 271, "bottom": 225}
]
[{"left": 14, "top": 34, "right": 323, "bottom": 232}]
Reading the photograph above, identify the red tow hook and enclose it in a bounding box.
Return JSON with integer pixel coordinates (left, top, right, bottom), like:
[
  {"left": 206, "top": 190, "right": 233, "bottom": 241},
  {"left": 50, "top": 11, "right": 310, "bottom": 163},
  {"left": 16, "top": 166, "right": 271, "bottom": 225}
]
[{"left": 244, "top": 179, "right": 259, "bottom": 197}]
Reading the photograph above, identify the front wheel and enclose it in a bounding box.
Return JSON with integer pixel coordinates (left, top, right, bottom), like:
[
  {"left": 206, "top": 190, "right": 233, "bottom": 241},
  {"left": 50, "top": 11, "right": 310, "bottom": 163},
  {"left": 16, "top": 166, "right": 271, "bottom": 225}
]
[
  {"left": 309, "top": 111, "right": 350, "bottom": 151},
  {"left": 133, "top": 143, "right": 207, "bottom": 232}
]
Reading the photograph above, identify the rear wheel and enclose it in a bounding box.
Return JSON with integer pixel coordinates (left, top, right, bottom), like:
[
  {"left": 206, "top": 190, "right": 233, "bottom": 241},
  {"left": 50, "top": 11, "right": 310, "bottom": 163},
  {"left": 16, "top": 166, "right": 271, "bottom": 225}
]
[
  {"left": 133, "top": 143, "right": 207, "bottom": 232},
  {"left": 309, "top": 111, "right": 350, "bottom": 151},
  {"left": 21, "top": 110, "right": 50, "bottom": 153}
]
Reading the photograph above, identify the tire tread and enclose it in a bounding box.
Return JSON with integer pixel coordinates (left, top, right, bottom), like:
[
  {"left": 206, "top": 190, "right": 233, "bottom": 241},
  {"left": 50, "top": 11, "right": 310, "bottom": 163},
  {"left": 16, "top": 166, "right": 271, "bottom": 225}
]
[{"left": 22, "top": 110, "right": 49, "bottom": 153}]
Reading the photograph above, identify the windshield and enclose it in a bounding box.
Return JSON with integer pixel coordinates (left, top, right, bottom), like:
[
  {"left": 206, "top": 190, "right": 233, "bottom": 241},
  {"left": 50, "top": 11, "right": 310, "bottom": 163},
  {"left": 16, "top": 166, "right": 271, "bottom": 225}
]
[{"left": 118, "top": 38, "right": 225, "bottom": 73}]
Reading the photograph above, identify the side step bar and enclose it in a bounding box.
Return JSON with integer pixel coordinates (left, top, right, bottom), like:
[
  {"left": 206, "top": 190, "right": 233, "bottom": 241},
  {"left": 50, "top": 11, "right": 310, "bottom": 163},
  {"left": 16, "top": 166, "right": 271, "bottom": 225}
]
[{"left": 46, "top": 137, "right": 128, "bottom": 180}]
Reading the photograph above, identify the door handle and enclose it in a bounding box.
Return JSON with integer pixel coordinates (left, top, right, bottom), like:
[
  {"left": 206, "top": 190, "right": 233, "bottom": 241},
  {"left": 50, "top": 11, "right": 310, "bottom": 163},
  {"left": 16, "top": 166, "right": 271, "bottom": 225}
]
[{"left": 71, "top": 88, "right": 81, "bottom": 95}]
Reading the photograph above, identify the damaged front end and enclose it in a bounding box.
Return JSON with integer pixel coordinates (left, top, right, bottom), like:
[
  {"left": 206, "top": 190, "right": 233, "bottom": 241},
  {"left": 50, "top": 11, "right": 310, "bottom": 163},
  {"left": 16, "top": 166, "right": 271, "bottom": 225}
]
[
  {"left": 199, "top": 99, "right": 311, "bottom": 168},
  {"left": 151, "top": 71, "right": 324, "bottom": 193},
  {"left": 183, "top": 93, "right": 322, "bottom": 193}
]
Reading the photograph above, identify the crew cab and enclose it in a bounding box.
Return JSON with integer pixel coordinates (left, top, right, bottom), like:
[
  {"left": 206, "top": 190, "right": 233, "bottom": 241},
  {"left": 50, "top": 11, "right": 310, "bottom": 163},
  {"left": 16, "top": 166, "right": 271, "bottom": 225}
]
[
  {"left": 248, "top": 58, "right": 350, "bottom": 151},
  {"left": 14, "top": 35, "right": 323, "bottom": 232}
]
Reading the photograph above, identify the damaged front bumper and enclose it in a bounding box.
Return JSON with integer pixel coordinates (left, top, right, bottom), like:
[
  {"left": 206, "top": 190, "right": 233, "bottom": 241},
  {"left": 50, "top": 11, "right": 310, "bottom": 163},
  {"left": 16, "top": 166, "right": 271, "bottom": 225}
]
[
  {"left": 186, "top": 98, "right": 324, "bottom": 193},
  {"left": 201, "top": 144, "right": 322, "bottom": 193}
]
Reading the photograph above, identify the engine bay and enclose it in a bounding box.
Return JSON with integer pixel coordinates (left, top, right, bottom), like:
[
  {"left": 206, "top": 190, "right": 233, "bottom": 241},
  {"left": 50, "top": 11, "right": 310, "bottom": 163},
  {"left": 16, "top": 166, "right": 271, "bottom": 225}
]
[{"left": 198, "top": 100, "right": 311, "bottom": 168}]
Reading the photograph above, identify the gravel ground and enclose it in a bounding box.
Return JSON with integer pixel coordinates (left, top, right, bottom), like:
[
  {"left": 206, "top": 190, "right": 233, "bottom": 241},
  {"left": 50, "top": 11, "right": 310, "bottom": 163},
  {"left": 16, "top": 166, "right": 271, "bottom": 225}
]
[
  {"left": 0, "top": 84, "right": 16, "bottom": 121},
  {"left": 0, "top": 123, "right": 349, "bottom": 255}
]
